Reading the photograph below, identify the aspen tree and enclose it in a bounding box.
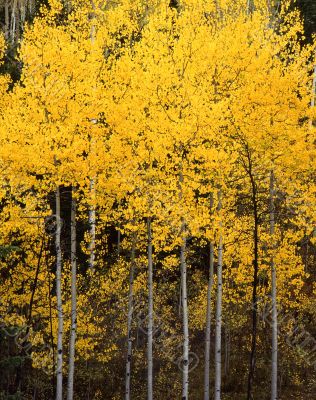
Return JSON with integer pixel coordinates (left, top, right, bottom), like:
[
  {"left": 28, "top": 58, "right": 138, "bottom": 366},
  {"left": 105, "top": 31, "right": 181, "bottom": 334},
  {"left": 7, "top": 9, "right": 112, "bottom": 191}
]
[
  {"left": 214, "top": 190, "right": 223, "bottom": 400},
  {"left": 269, "top": 171, "right": 277, "bottom": 400},
  {"left": 55, "top": 186, "right": 63, "bottom": 400},
  {"left": 204, "top": 194, "right": 215, "bottom": 400},
  {"left": 204, "top": 241, "right": 214, "bottom": 400},
  {"left": 67, "top": 190, "right": 77, "bottom": 400},
  {"left": 88, "top": 0, "right": 96, "bottom": 272},
  {"left": 147, "top": 217, "right": 154, "bottom": 400},
  {"left": 0, "top": 0, "right": 315, "bottom": 398}
]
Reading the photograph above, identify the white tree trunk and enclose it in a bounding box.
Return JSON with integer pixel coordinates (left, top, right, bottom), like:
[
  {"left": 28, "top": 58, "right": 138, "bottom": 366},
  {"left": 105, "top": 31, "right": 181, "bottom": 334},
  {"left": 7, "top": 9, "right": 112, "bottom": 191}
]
[
  {"left": 88, "top": 9, "right": 96, "bottom": 271},
  {"left": 125, "top": 234, "right": 136, "bottom": 400},
  {"left": 181, "top": 219, "right": 189, "bottom": 400},
  {"left": 67, "top": 190, "right": 77, "bottom": 400},
  {"left": 215, "top": 191, "right": 223, "bottom": 400},
  {"left": 270, "top": 171, "right": 278, "bottom": 400},
  {"left": 178, "top": 164, "right": 189, "bottom": 400},
  {"left": 147, "top": 217, "right": 154, "bottom": 400},
  {"left": 55, "top": 186, "right": 63, "bottom": 400},
  {"left": 204, "top": 242, "right": 214, "bottom": 400}
]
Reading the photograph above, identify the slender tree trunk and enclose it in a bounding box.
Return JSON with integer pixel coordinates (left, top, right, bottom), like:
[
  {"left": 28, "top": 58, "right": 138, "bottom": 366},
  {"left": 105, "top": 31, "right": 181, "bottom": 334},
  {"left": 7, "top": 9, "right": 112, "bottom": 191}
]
[
  {"left": 16, "top": 5, "right": 20, "bottom": 41},
  {"left": 204, "top": 242, "right": 214, "bottom": 400},
  {"left": 67, "top": 191, "right": 77, "bottom": 400},
  {"left": 247, "top": 168, "right": 259, "bottom": 400},
  {"left": 125, "top": 234, "right": 136, "bottom": 400},
  {"left": 88, "top": 8, "right": 96, "bottom": 271},
  {"left": 28, "top": 0, "right": 35, "bottom": 17},
  {"left": 181, "top": 218, "right": 189, "bottom": 400},
  {"left": 4, "top": 0, "right": 9, "bottom": 41},
  {"left": 270, "top": 171, "right": 278, "bottom": 400},
  {"left": 246, "top": 0, "right": 253, "bottom": 14},
  {"left": 215, "top": 191, "right": 223, "bottom": 400},
  {"left": 178, "top": 162, "right": 189, "bottom": 400},
  {"left": 20, "top": 0, "right": 26, "bottom": 27},
  {"left": 246, "top": 0, "right": 250, "bottom": 13},
  {"left": 55, "top": 186, "right": 63, "bottom": 400},
  {"left": 147, "top": 217, "right": 154, "bottom": 400},
  {"left": 10, "top": 0, "right": 16, "bottom": 42}
]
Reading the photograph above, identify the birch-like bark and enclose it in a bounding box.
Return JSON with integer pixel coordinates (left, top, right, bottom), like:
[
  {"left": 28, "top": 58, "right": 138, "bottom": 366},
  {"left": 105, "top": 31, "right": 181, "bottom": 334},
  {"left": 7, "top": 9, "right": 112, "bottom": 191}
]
[
  {"left": 246, "top": 0, "right": 253, "bottom": 14},
  {"left": 178, "top": 277, "right": 182, "bottom": 317},
  {"left": 88, "top": 6, "right": 96, "bottom": 271},
  {"left": 55, "top": 186, "right": 63, "bottom": 400},
  {"left": 147, "top": 217, "right": 154, "bottom": 400},
  {"left": 125, "top": 234, "right": 136, "bottom": 400},
  {"left": 180, "top": 223, "right": 189, "bottom": 400},
  {"left": 179, "top": 162, "right": 189, "bottom": 399},
  {"left": 67, "top": 191, "right": 77, "bottom": 400},
  {"left": 215, "top": 190, "right": 223, "bottom": 400},
  {"left": 270, "top": 171, "right": 278, "bottom": 400},
  {"left": 204, "top": 193, "right": 215, "bottom": 400},
  {"left": 204, "top": 242, "right": 214, "bottom": 400}
]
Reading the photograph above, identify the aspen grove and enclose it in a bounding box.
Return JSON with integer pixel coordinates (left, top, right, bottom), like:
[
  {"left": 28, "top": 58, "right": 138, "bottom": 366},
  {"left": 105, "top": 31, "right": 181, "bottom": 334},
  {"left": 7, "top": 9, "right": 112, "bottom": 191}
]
[{"left": 0, "top": 0, "right": 315, "bottom": 399}]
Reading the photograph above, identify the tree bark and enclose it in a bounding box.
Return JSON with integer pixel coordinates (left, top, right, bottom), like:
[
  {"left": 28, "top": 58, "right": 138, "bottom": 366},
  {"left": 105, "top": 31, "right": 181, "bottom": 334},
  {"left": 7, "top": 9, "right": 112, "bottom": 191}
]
[
  {"left": 67, "top": 190, "right": 77, "bottom": 400},
  {"left": 10, "top": 0, "right": 16, "bottom": 42},
  {"left": 270, "top": 171, "right": 278, "bottom": 400},
  {"left": 88, "top": 8, "right": 96, "bottom": 271},
  {"left": 247, "top": 158, "right": 259, "bottom": 400},
  {"left": 147, "top": 217, "right": 154, "bottom": 400},
  {"left": 246, "top": 0, "right": 253, "bottom": 14},
  {"left": 214, "top": 190, "right": 223, "bottom": 400},
  {"left": 55, "top": 186, "right": 63, "bottom": 400},
  {"left": 125, "top": 233, "right": 136, "bottom": 400},
  {"left": 204, "top": 242, "right": 214, "bottom": 400},
  {"left": 4, "top": 0, "right": 9, "bottom": 41},
  {"left": 181, "top": 220, "right": 189, "bottom": 400}
]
